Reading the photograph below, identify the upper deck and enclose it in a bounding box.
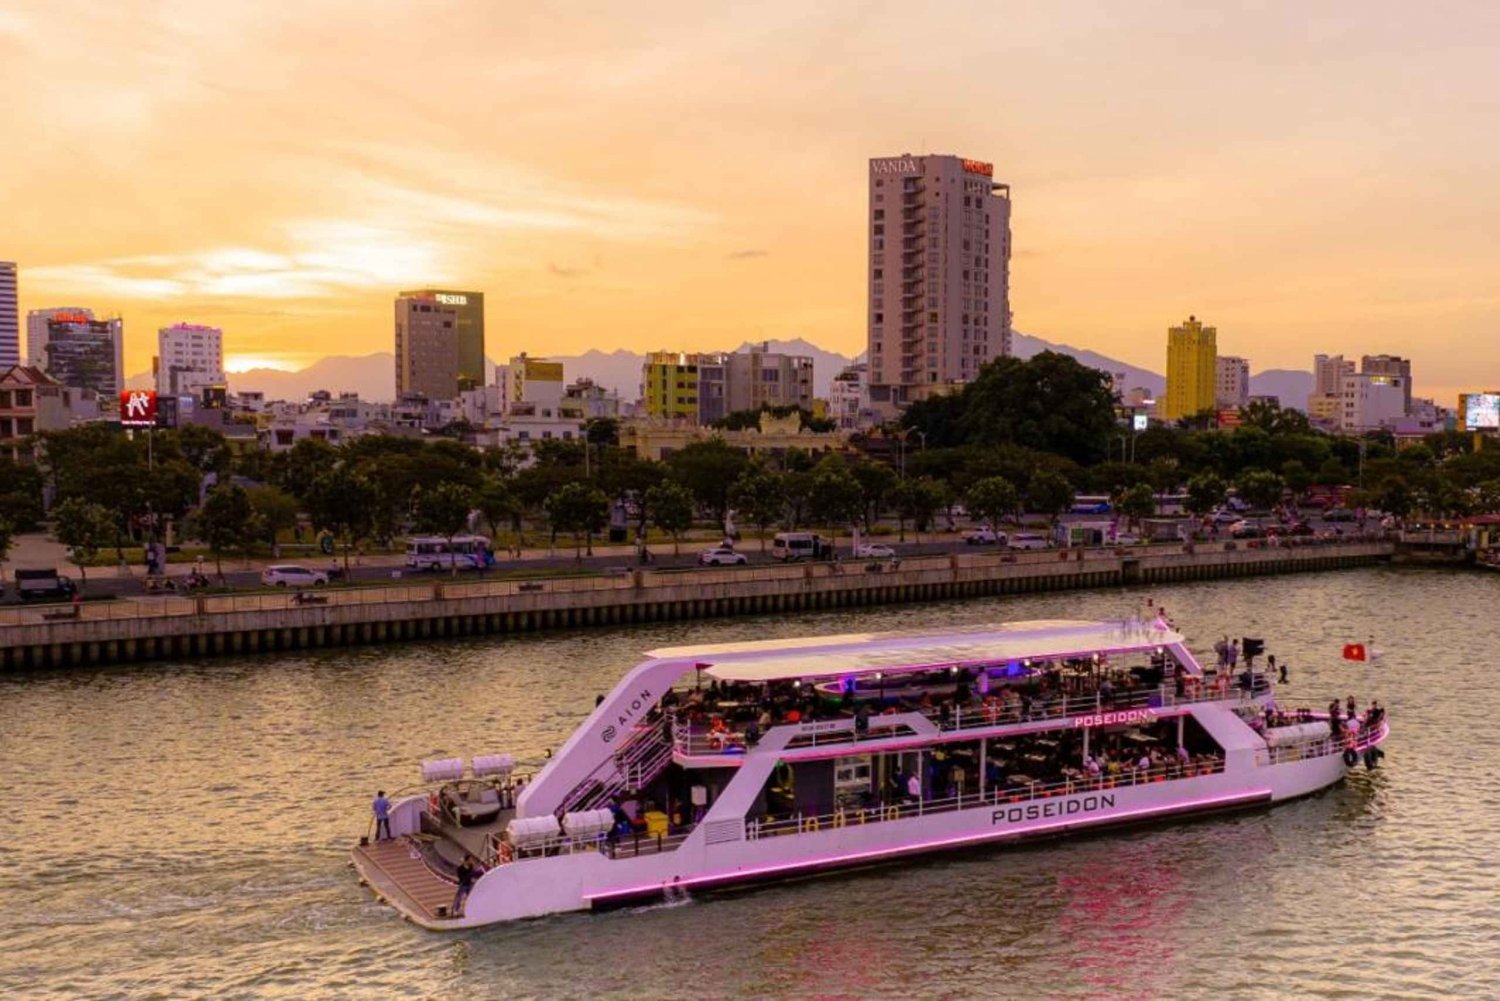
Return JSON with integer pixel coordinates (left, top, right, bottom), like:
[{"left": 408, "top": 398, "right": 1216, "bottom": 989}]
[{"left": 647, "top": 618, "right": 1194, "bottom": 684}]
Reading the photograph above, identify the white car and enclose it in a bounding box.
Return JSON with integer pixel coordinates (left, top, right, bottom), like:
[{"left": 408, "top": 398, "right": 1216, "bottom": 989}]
[
  {"left": 1112, "top": 533, "right": 1141, "bottom": 546},
  {"left": 1008, "top": 532, "right": 1050, "bottom": 551},
  {"left": 261, "top": 565, "right": 329, "bottom": 588},
  {"left": 1210, "top": 509, "right": 1241, "bottom": 525},
  {"left": 963, "top": 527, "right": 1004, "bottom": 545},
  {"left": 698, "top": 546, "right": 747, "bottom": 566},
  {"left": 853, "top": 543, "right": 896, "bottom": 559}
]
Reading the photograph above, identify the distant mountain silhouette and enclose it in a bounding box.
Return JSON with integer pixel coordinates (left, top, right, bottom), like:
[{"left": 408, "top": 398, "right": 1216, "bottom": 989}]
[{"left": 130, "top": 335, "right": 1312, "bottom": 411}]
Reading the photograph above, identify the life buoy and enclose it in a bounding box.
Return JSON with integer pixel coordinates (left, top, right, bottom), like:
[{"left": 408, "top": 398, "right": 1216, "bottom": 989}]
[
  {"left": 833, "top": 810, "right": 847, "bottom": 828},
  {"left": 1342, "top": 747, "right": 1358, "bottom": 767},
  {"left": 428, "top": 791, "right": 440, "bottom": 815},
  {"left": 497, "top": 840, "right": 514, "bottom": 863},
  {"left": 884, "top": 805, "right": 901, "bottom": 821}
]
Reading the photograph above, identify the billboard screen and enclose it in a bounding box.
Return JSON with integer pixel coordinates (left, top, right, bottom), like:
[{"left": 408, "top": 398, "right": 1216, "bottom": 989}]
[
  {"left": 1132, "top": 414, "right": 1149, "bottom": 432},
  {"left": 1466, "top": 393, "right": 1500, "bottom": 430},
  {"left": 119, "top": 389, "right": 158, "bottom": 427}
]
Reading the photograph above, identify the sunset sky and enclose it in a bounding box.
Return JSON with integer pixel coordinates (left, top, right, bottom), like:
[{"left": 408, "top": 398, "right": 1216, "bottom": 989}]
[{"left": 4, "top": 1, "right": 1497, "bottom": 401}]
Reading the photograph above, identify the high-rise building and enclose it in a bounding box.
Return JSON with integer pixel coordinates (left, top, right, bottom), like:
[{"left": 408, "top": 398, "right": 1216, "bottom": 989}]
[
  {"left": 394, "top": 294, "right": 459, "bottom": 399},
  {"left": 399, "top": 289, "right": 485, "bottom": 390},
  {"left": 1361, "top": 354, "right": 1412, "bottom": 415},
  {"left": 866, "top": 153, "right": 1012, "bottom": 410},
  {"left": 1215, "top": 355, "right": 1250, "bottom": 409},
  {"left": 1162, "top": 315, "right": 1217, "bottom": 421},
  {"left": 1312, "top": 354, "right": 1354, "bottom": 397},
  {"left": 156, "top": 323, "right": 224, "bottom": 397},
  {"left": 0, "top": 262, "right": 18, "bottom": 368},
  {"left": 27, "top": 307, "right": 125, "bottom": 395},
  {"left": 725, "top": 343, "right": 815, "bottom": 414}
]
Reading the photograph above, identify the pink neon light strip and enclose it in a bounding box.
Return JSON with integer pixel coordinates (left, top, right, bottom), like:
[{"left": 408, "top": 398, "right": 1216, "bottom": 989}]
[{"left": 583, "top": 787, "right": 1272, "bottom": 901}]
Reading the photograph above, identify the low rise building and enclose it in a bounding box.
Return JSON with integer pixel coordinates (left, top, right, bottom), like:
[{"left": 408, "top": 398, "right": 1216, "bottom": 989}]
[
  {"left": 0, "top": 365, "right": 99, "bottom": 461},
  {"left": 620, "top": 411, "right": 848, "bottom": 463},
  {"left": 1338, "top": 373, "right": 1406, "bottom": 432}
]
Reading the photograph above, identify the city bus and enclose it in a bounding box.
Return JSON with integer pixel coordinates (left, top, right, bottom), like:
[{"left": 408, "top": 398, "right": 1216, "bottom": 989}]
[
  {"left": 404, "top": 535, "right": 494, "bottom": 572},
  {"left": 1069, "top": 494, "right": 1112, "bottom": 515}
]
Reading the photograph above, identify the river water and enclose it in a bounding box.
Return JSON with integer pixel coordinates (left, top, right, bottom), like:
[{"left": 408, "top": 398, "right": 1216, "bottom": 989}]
[{"left": 2, "top": 567, "right": 1498, "bottom": 999}]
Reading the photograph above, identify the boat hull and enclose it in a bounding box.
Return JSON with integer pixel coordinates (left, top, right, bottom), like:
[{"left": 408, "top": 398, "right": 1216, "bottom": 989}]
[{"left": 446, "top": 744, "right": 1370, "bottom": 929}]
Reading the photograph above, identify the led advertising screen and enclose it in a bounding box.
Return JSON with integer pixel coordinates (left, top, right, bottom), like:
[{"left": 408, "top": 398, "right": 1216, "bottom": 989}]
[
  {"left": 1132, "top": 414, "right": 1149, "bottom": 432},
  {"left": 1466, "top": 393, "right": 1500, "bottom": 431}
]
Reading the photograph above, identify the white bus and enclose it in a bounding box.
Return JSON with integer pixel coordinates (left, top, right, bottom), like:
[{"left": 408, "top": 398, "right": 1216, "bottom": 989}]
[{"left": 405, "top": 535, "right": 493, "bottom": 572}]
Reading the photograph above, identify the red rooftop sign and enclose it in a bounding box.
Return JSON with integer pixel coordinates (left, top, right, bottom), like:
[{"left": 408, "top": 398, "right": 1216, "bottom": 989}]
[{"left": 120, "top": 389, "right": 157, "bottom": 427}]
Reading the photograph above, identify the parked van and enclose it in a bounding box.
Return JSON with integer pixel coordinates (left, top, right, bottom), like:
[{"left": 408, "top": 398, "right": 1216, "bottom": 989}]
[
  {"left": 1008, "top": 532, "right": 1050, "bottom": 551},
  {"left": 15, "top": 568, "right": 77, "bottom": 602},
  {"left": 771, "top": 532, "right": 828, "bottom": 562}
]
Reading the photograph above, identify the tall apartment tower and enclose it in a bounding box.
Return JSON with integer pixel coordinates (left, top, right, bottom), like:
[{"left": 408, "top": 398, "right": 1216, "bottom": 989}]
[
  {"left": 394, "top": 294, "right": 459, "bottom": 399},
  {"left": 1215, "top": 355, "right": 1250, "bottom": 409},
  {"left": 0, "top": 262, "right": 18, "bottom": 368},
  {"left": 1162, "top": 315, "right": 1217, "bottom": 421},
  {"left": 866, "top": 153, "right": 1011, "bottom": 410},
  {"left": 1360, "top": 354, "right": 1412, "bottom": 415},
  {"left": 156, "top": 323, "right": 225, "bottom": 397},
  {"left": 399, "top": 289, "right": 485, "bottom": 390}
]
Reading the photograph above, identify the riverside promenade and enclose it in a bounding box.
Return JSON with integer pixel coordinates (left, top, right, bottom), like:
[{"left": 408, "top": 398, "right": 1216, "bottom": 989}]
[{"left": 0, "top": 538, "right": 1393, "bottom": 671}]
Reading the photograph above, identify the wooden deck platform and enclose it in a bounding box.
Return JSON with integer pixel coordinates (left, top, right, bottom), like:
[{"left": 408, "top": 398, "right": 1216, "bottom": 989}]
[{"left": 351, "top": 837, "right": 462, "bottom": 930}]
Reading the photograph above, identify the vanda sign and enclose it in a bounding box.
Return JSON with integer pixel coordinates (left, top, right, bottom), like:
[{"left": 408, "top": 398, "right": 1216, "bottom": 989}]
[{"left": 871, "top": 158, "right": 920, "bottom": 175}]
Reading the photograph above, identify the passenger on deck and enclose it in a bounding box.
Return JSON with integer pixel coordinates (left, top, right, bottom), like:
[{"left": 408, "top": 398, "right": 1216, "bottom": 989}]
[
  {"left": 452, "top": 854, "right": 477, "bottom": 917},
  {"left": 372, "top": 790, "right": 391, "bottom": 841}
]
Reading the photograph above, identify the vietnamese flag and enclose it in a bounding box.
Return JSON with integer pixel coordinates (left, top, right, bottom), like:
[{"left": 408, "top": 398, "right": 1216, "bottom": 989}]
[{"left": 1342, "top": 643, "right": 1367, "bottom": 662}]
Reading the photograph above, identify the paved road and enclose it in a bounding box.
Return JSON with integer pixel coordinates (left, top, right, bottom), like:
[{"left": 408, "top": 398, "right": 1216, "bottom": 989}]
[{"left": 3, "top": 513, "right": 1363, "bottom": 604}]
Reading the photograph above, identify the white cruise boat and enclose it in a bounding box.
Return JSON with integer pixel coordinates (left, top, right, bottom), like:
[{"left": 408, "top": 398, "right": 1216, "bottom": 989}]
[{"left": 351, "top": 618, "right": 1389, "bottom": 929}]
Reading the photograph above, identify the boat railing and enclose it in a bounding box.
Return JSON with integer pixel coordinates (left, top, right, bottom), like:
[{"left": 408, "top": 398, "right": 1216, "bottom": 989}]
[
  {"left": 747, "top": 757, "right": 1229, "bottom": 839},
  {"left": 1254, "top": 715, "right": 1389, "bottom": 767},
  {"left": 485, "top": 825, "right": 696, "bottom": 866},
  {"left": 557, "top": 717, "right": 671, "bottom": 815},
  {"left": 671, "top": 683, "right": 1253, "bottom": 757}
]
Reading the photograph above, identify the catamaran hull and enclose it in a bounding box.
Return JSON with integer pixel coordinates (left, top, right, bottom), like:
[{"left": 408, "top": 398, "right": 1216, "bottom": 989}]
[{"left": 447, "top": 747, "right": 1368, "bottom": 929}]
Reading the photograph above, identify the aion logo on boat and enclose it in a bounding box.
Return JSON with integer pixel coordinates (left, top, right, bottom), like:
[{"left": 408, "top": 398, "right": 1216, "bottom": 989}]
[{"left": 601, "top": 688, "right": 654, "bottom": 743}]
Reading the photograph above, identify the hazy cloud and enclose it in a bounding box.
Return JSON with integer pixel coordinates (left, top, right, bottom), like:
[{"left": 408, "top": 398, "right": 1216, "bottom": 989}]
[
  {"left": 727, "top": 249, "right": 769, "bottom": 260},
  {"left": 548, "top": 263, "right": 587, "bottom": 278}
]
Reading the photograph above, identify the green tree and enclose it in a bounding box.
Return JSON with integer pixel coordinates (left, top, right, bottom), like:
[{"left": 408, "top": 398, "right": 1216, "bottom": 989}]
[
  {"left": 51, "top": 497, "right": 115, "bottom": 594},
  {"left": 729, "top": 465, "right": 786, "bottom": 552},
  {"left": 583, "top": 417, "right": 621, "bottom": 447},
  {"left": 415, "top": 482, "right": 478, "bottom": 574},
  {"left": 849, "top": 459, "right": 898, "bottom": 533},
  {"left": 195, "top": 484, "right": 253, "bottom": 582},
  {"left": 808, "top": 462, "right": 862, "bottom": 551},
  {"left": 892, "top": 477, "right": 945, "bottom": 543},
  {"left": 545, "top": 481, "right": 609, "bottom": 559},
  {"left": 965, "top": 476, "right": 1019, "bottom": 529},
  {"left": 0, "top": 516, "right": 13, "bottom": 572},
  {"left": 1117, "top": 482, "right": 1157, "bottom": 530},
  {"left": 246, "top": 485, "right": 299, "bottom": 553},
  {"left": 475, "top": 475, "right": 521, "bottom": 547},
  {"left": 1377, "top": 476, "right": 1413, "bottom": 520},
  {"left": 666, "top": 439, "right": 749, "bottom": 530},
  {"left": 1027, "top": 470, "right": 1075, "bottom": 525},
  {"left": 1280, "top": 459, "right": 1313, "bottom": 500},
  {"left": 1236, "top": 469, "right": 1285, "bottom": 512},
  {"left": 280, "top": 437, "right": 340, "bottom": 501},
  {"left": 646, "top": 481, "right": 694, "bottom": 556},
  {"left": 1185, "top": 471, "right": 1228, "bottom": 517},
  {"left": 956, "top": 352, "right": 1118, "bottom": 463},
  {"left": 305, "top": 467, "right": 377, "bottom": 574}
]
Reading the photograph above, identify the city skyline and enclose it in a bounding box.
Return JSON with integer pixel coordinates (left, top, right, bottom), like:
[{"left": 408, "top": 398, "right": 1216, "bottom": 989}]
[{"left": 4, "top": 3, "right": 1498, "bottom": 405}]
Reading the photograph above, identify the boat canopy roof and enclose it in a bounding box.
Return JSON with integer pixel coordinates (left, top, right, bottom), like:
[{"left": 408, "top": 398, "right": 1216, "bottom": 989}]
[{"left": 647, "top": 619, "right": 1184, "bottom": 684}]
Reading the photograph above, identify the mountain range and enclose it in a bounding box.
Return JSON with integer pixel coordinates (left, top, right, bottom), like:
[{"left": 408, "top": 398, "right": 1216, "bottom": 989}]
[{"left": 138, "top": 335, "right": 1313, "bottom": 409}]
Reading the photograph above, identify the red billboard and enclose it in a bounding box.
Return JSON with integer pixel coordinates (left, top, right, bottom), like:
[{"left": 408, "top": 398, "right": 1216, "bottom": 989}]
[{"left": 120, "top": 389, "right": 158, "bottom": 427}]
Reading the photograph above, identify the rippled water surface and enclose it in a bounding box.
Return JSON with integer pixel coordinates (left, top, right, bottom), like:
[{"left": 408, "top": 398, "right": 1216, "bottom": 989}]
[{"left": 3, "top": 567, "right": 1499, "bottom": 999}]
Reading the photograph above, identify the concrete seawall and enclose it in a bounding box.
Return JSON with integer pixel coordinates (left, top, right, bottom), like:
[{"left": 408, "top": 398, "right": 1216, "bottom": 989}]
[{"left": 0, "top": 540, "right": 1394, "bottom": 671}]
